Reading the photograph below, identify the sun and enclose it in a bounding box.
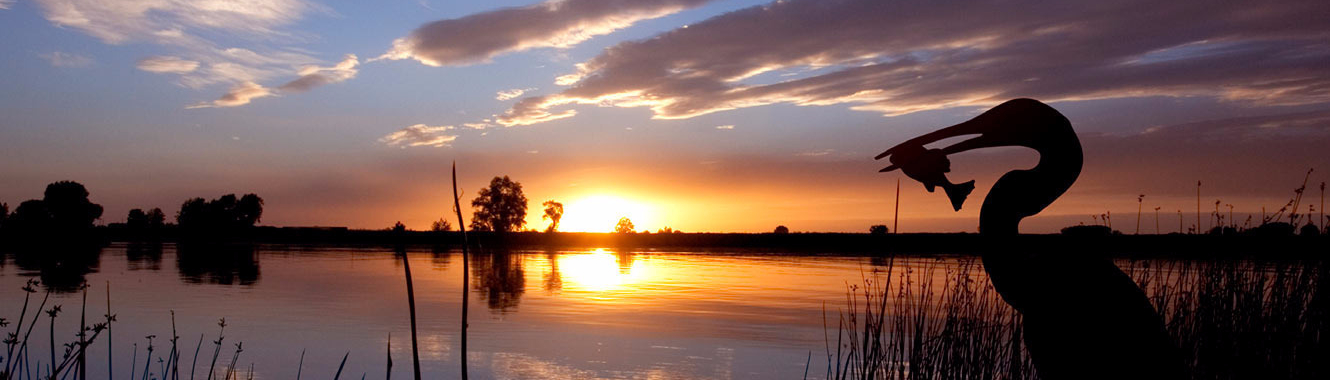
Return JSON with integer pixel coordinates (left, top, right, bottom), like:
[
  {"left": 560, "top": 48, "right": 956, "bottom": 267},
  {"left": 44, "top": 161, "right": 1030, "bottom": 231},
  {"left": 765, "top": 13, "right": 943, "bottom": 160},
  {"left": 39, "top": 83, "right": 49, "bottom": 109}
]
[{"left": 557, "top": 195, "right": 656, "bottom": 232}]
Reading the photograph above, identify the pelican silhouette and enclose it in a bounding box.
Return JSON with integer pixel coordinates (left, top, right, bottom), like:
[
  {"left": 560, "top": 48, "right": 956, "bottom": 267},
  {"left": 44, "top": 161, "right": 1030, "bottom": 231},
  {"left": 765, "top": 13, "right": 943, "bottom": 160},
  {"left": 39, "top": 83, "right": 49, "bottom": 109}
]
[{"left": 878, "top": 98, "right": 1184, "bottom": 379}]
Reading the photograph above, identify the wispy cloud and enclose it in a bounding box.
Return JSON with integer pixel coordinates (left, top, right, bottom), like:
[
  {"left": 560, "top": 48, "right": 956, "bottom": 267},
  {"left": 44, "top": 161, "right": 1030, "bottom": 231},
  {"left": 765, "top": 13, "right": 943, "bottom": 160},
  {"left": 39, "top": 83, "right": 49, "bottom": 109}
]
[
  {"left": 276, "top": 54, "right": 359, "bottom": 93},
  {"left": 496, "top": 87, "right": 536, "bottom": 101},
  {"left": 187, "top": 82, "right": 272, "bottom": 109},
  {"left": 136, "top": 56, "right": 200, "bottom": 73},
  {"left": 375, "top": 0, "right": 713, "bottom": 67},
  {"left": 33, "top": 0, "right": 355, "bottom": 107},
  {"left": 796, "top": 149, "right": 834, "bottom": 157},
  {"left": 714, "top": 124, "right": 734, "bottom": 130},
  {"left": 39, "top": 51, "right": 93, "bottom": 68},
  {"left": 0, "top": 0, "right": 14, "bottom": 10},
  {"left": 497, "top": 0, "right": 1330, "bottom": 126},
  {"left": 380, "top": 124, "right": 457, "bottom": 147},
  {"left": 34, "top": 0, "right": 315, "bottom": 45}
]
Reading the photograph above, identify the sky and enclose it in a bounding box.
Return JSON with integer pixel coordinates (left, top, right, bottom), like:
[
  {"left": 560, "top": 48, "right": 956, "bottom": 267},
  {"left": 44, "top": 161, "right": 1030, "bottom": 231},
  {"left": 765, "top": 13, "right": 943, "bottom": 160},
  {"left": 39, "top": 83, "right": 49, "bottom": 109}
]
[{"left": 2, "top": 0, "right": 1329, "bottom": 233}]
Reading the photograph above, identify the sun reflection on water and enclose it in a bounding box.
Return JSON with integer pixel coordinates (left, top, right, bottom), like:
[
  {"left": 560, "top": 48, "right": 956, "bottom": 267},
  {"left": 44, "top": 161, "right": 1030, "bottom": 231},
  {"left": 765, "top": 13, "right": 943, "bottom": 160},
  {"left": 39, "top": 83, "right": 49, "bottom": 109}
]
[{"left": 556, "top": 249, "right": 651, "bottom": 292}]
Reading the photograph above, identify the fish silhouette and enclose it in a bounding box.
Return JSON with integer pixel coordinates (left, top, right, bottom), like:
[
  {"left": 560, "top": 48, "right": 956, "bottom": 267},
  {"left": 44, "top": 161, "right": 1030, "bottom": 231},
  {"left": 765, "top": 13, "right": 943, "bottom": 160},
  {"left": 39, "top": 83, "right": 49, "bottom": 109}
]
[{"left": 880, "top": 143, "right": 974, "bottom": 211}]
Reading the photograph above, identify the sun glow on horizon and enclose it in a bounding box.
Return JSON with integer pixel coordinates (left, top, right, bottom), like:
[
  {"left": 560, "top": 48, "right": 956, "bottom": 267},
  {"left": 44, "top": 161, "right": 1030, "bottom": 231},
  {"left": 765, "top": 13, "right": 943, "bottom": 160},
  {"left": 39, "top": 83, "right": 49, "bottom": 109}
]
[{"left": 557, "top": 195, "right": 657, "bottom": 232}]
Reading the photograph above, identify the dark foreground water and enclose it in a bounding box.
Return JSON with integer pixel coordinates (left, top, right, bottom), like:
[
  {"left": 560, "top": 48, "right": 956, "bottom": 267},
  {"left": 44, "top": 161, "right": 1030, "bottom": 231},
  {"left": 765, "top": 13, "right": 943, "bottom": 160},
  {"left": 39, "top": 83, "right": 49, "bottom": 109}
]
[
  {"left": 2, "top": 243, "right": 1324, "bottom": 379},
  {"left": 1, "top": 243, "right": 931, "bottom": 379}
]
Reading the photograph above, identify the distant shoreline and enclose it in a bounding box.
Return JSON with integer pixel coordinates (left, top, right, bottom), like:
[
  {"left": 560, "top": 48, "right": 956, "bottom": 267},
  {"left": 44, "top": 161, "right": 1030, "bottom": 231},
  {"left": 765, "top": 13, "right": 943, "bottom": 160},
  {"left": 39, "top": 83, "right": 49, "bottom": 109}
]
[{"left": 10, "top": 226, "right": 1321, "bottom": 257}]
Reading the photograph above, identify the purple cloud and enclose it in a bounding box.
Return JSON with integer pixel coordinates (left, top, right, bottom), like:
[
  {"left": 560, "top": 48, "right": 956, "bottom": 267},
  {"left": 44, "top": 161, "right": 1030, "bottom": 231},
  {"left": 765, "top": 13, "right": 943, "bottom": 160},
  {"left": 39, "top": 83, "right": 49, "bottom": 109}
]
[
  {"left": 377, "top": 0, "right": 713, "bottom": 66},
  {"left": 498, "top": 0, "right": 1330, "bottom": 126}
]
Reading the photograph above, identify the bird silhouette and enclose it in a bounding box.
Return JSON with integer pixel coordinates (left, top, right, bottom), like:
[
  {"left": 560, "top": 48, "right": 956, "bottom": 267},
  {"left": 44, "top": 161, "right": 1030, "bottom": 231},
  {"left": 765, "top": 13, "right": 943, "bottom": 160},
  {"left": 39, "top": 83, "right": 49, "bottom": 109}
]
[{"left": 878, "top": 98, "right": 1184, "bottom": 379}]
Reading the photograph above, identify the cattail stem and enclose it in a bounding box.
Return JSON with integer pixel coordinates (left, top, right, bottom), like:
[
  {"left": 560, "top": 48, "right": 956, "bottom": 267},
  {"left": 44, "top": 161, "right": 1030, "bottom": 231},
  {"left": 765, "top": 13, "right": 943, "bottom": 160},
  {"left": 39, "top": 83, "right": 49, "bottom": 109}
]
[{"left": 452, "top": 162, "right": 471, "bottom": 380}]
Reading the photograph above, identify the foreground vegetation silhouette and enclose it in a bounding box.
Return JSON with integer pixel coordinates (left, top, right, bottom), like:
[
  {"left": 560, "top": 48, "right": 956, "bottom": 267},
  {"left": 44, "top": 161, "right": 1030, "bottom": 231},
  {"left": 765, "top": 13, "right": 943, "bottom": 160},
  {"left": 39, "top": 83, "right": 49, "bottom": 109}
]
[{"left": 877, "top": 98, "right": 1184, "bottom": 379}]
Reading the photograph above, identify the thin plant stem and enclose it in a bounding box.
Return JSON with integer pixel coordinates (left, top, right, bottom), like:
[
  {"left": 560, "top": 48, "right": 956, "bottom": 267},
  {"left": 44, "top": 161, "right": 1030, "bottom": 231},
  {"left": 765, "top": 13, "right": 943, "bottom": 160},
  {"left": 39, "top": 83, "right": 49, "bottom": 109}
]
[{"left": 452, "top": 162, "right": 470, "bottom": 380}]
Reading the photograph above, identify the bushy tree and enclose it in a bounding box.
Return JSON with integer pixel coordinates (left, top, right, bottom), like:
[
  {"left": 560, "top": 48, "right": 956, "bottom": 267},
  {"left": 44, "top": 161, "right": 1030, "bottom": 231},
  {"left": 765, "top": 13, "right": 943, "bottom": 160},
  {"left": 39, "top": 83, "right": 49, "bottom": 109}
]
[
  {"left": 146, "top": 208, "right": 166, "bottom": 228},
  {"left": 542, "top": 200, "right": 564, "bottom": 232},
  {"left": 9, "top": 200, "right": 52, "bottom": 230},
  {"left": 43, "top": 181, "right": 103, "bottom": 230},
  {"left": 127, "top": 207, "right": 168, "bottom": 229},
  {"left": 869, "top": 225, "right": 889, "bottom": 235},
  {"left": 431, "top": 218, "right": 452, "bottom": 232},
  {"left": 127, "top": 208, "right": 149, "bottom": 228},
  {"left": 5, "top": 181, "right": 102, "bottom": 231},
  {"left": 615, "top": 217, "right": 635, "bottom": 233},
  {"left": 773, "top": 225, "right": 790, "bottom": 234},
  {"left": 470, "top": 176, "right": 528, "bottom": 232},
  {"left": 176, "top": 193, "right": 264, "bottom": 230},
  {"left": 0, "top": 202, "right": 8, "bottom": 229}
]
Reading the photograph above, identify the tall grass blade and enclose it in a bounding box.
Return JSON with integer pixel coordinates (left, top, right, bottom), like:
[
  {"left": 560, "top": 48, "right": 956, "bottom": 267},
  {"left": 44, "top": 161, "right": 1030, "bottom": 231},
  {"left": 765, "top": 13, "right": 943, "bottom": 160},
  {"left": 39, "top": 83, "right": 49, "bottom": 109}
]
[
  {"left": 332, "top": 352, "right": 348, "bottom": 380},
  {"left": 452, "top": 161, "right": 470, "bottom": 380}
]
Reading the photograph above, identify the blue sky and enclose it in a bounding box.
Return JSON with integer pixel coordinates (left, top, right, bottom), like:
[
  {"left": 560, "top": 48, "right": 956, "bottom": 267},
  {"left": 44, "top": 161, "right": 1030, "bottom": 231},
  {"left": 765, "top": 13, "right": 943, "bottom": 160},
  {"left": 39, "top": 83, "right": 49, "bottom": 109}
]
[{"left": 2, "top": 0, "right": 1329, "bottom": 232}]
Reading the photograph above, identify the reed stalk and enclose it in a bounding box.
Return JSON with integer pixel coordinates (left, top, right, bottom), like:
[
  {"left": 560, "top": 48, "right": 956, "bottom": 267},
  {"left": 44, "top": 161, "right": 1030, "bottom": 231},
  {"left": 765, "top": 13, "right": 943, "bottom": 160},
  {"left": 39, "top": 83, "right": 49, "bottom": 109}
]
[
  {"left": 396, "top": 247, "right": 420, "bottom": 380},
  {"left": 451, "top": 162, "right": 470, "bottom": 380}
]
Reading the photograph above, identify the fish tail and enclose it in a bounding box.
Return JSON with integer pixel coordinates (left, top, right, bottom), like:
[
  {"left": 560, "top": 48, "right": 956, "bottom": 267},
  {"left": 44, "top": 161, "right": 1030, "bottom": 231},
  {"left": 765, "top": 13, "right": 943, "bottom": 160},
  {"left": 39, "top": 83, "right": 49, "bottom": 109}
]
[{"left": 944, "top": 180, "right": 975, "bottom": 211}]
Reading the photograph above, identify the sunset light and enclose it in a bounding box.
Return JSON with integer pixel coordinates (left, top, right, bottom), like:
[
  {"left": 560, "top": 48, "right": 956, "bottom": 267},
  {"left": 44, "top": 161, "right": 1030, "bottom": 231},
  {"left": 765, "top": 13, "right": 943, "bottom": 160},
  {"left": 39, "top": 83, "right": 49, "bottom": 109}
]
[
  {"left": 1, "top": 0, "right": 1326, "bottom": 378},
  {"left": 556, "top": 249, "right": 652, "bottom": 292},
  {"left": 557, "top": 195, "right": 657, "bottom": 232}
]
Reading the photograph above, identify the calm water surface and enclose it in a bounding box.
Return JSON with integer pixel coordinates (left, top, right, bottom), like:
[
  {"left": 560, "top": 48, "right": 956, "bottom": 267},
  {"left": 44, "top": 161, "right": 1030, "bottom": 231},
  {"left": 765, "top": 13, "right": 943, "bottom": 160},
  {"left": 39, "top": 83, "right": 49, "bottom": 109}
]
[{"left": 0, "top": 243, "right": 957, "bottom": 379}]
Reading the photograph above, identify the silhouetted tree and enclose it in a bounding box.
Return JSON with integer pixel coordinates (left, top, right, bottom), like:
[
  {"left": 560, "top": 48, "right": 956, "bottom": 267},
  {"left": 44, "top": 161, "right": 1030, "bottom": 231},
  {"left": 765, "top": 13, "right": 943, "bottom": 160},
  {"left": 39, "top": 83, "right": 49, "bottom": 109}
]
[
  {"left": 43, "top": 181, "right": 103, "bottom": 230},
  {"left": 127, "top": 208, "right": 149, "bottom": 228},
  {"left": 657, "top": 226, "right": 678, "bottom": 233},
  {"left": 470, "top": 176, "right": 528, "bottom": 232},
  {"left": 614, "top": 217, "right": 635, "bottom": 233},
  {"left": 146, "top": 207, "right": 166, "bottom": 228},
  {"left": 542, "top": 200, "right": 564, "bottom": 232},
  {"left": 870, "top": 225, "right": 889, "bottom": 235},
  {"left": 237, "top": 194, "right": 263, "bottom": 225},
  {"left": 176, "top": 193, "right": 264, "bottom": 231},
  {"left": 773, "top": 225, "right": 790, "bottom": 234},
  {"left": 4, "top": 181, "right": 102, "bottom": 232},
  {"left": 9, "top": 200, "right": 52, "bottom": 230},
  {"left": 431, "top": 218, "right": 452, "bottom": 232},
  {"left": 393, "top": 221, "right": 407, "bottom": 232},
  {"left": 0, "top": 202, "right": 8, "bottom": 229},
  {"left": 128, "top": 207, "right": 167, "bottom": 230}
]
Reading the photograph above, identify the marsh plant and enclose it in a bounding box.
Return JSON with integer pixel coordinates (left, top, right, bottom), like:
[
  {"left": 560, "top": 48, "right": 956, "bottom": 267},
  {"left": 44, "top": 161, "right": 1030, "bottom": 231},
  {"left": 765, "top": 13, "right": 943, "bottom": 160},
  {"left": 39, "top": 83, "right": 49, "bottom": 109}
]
[
  {"left": 826, "top": 257, "right": 1327, "bottom": 380},
  {"left": 0, "top": 282, "right": 377, "bottom": 380}
]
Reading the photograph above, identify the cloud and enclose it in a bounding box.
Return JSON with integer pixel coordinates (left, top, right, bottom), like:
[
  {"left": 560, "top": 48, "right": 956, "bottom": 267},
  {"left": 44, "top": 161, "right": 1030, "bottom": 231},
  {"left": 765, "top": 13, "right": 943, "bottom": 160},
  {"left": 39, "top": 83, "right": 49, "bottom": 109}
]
[
  {"left": 39, "top": 52, "right": 93, "bottom": 67},
  {"left": 376, "top": 0, "right": 713, "bottom": 66},
  {"left": 497, "top": 0, "right": 1330, "bottom": 126},
  {"left": 136, "top": 56, "right": 200, "bottom": 73},
  {"left": 187, "top": 82, "right": 273, "bottom": 109},
  {"left": 34, "top": 0, "right": 314, "bottom": 45},
  {"left": 277, "top": 54, "right": 359, "bottom": 93},
  {"left": 380, "top": 124, "right": 458, "bottom": 147},
  {"left": 496, "top": 87, "right": 536, "bottom": 101},
  {"left": 714, "top": 124, "right": 734, "bottom": 130},
  {"left": 0, "top": 0, "right": 13, "bottom": 10},
  {"left": 185, "top": 54, "right": 357, "bottom": 108},
  {"left": 34, "top": 0, "right": 352, "bottom": 108}
]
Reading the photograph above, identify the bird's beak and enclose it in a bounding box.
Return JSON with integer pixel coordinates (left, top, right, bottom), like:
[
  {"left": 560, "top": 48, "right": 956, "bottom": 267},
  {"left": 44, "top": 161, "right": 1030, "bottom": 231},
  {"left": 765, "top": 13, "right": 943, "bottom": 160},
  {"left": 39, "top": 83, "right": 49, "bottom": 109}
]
[{"left": 875, "top": 116, "right": 988, "bottom": 164}]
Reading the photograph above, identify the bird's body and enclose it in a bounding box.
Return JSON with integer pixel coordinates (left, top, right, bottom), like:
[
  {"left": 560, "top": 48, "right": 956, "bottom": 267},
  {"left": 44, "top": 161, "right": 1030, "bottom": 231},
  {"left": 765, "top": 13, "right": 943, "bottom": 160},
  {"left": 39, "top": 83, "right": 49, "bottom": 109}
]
[{"left": 878, "top": 98, "right": 1184, "bottom": 379}]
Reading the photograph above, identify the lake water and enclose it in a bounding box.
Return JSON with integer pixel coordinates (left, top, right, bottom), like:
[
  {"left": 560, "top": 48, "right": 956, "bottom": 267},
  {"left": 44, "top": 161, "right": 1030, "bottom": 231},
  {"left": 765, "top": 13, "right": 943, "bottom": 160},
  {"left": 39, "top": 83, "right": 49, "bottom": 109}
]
[
  {"left": 4, "top": 243, "right": 1321, "bottom": 379},
  {"left": 1, "top": 243, "right": 949, "bottom": 380}
]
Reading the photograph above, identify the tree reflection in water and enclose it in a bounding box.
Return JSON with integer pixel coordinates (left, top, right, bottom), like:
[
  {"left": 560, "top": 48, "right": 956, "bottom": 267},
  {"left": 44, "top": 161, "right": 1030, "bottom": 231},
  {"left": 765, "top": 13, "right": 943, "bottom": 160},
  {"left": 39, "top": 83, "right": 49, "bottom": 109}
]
[
  {"left": 470, "top": 247, "right": 525, "bottom": 313},
  {"left": 176, "top": 243, "right": 260, "bottom": 285},
  {"left": 4, "top": 243, "right": 103, "bottom": 293},
  {"left": 125, "top": 241, "right": 163, "bottom": 271}
]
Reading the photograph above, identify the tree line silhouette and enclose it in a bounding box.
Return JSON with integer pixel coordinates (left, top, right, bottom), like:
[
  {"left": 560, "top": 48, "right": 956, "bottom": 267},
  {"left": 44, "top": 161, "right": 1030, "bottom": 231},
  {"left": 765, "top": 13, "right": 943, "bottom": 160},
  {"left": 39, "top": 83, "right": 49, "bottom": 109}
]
[{"left": 0, "top": 180, "right": 263, "bottom": 241}]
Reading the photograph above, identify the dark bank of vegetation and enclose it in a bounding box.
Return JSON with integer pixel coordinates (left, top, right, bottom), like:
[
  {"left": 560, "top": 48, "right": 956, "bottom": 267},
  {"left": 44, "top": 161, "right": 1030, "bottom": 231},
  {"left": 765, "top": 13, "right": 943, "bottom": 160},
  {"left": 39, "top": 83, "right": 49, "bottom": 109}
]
[
  {"left": 823, "top": 256, "right": 1328, "bottom": 380},
  {"left": 1, "top": 177, "right": 1325, "bottom": 256}
]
